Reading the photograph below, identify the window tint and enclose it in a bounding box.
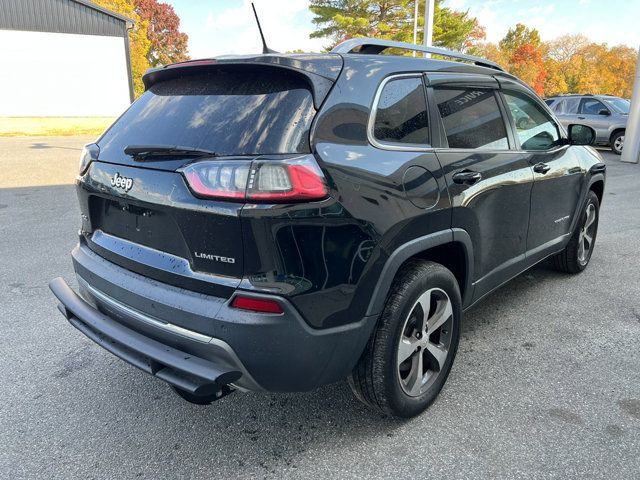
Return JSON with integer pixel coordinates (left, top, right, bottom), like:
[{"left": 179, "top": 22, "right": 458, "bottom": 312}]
[
  {"left": 503, "top": 92, "right": 560, "bottom": 151},
  {"left": 434, "top": 88, "right": 509, "bottom": 150},
  {"left": 98, "top": 69, "right": 316, "bottom": 160},
  {"left": 373, "top": 77, "right": 429, "bottom": 145},
  {"left": 581, "top": 98, "right": 608, "bottom": 115}
]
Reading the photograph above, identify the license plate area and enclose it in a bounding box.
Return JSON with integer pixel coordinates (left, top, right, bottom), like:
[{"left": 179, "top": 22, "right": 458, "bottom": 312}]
[{"left": 90, "top": 198, "right": 189, "bottom": 259}]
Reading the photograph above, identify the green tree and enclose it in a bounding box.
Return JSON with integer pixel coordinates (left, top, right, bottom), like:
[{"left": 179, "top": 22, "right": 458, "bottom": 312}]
[
  {"left": 498, "top": 23, "right": 541, "bottom": 53},
  {"left": 309, "top": 0, "right": 485, "bottom": 51}
]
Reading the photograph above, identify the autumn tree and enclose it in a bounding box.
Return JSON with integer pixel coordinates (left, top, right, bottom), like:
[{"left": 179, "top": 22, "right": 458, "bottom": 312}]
[
  {"left": 510, "top": 44, "right": 547, "bottom": 95},
  {"left": 309, "top": 0, "right": 485, "bottom": 51},
  {"left": 134, "top": 0, "right": 190, "bottom": 67},
  {"left": 491, "top": 23, "right": 548, "bottom": 95},
  {"left": 547, "top": 34, "right": 589, "bottom": 63},
  {"left": 91, "top": 0, "right": 151, "bottom": 97},
  {"left": 498, "top": 23, "right": 541, "bottom": 54},
  {"left": 543, "top": 58, "right": 568, "bottom": 96},
  {"left": 543, "top": 34, "right": 637, "bottom": 97},
  {"left": 477, "top": 27, "right": 636, "bottom": 98}
]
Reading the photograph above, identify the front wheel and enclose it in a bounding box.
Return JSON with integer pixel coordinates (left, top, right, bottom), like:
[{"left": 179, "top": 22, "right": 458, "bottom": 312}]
[
  {"left": 549, "top": 190, "right": 600, "bottom": 274},
  {"left": 611, "top": 131, "right": 624, "bottom": 155},
  {"left": 348, "top": 260, "right": 461, "bottom": 418}
]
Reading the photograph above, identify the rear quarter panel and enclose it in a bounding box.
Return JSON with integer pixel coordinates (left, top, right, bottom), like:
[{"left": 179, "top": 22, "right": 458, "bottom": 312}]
[{"left": 300, "top": 57, "right": 451, "bottom": 326}]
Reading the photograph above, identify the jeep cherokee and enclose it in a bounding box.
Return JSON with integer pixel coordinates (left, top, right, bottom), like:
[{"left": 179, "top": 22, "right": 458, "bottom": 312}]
[{"left": 50, "top": 38, "right": 606, "bottom": 418}]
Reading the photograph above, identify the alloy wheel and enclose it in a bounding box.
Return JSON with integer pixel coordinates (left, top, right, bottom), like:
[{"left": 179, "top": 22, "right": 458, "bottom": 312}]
[
  {"left": 577, "top": 203, "right": 597, "bottom": 264},
  {"left": 397, "top": 288, "right": 453, "bottom": 397},
  {"left": 614, "top": 135, "right": 624, "bottom": 153}
]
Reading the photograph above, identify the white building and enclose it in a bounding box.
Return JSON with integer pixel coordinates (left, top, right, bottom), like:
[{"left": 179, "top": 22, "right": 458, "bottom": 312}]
[{"left": 0, "top": 0, "right": 134, "bottom": 117}]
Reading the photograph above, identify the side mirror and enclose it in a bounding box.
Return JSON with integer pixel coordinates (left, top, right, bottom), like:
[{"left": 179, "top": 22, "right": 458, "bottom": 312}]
[
  {"left": 598, "top": 109, "right": 611, "bottom": 116},
  {"left": 568, "top": 124, "right": 596, "bottom": 146}
]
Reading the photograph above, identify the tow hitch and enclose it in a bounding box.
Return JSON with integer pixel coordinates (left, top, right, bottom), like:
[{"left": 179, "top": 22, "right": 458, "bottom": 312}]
[{"left": 172, "top": 384, "right": 235, "bottom": 405}]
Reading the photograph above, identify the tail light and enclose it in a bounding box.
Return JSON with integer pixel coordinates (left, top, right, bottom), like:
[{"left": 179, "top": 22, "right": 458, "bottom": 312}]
[
  {"left": 180, "top": 155, "right": 328, "bottom": 202},
  {"left": 79, "top": 143, "right": 99, "bottom": 175},
  {"left": 230, "top": 295, "right": 284, "bottom": 314}
]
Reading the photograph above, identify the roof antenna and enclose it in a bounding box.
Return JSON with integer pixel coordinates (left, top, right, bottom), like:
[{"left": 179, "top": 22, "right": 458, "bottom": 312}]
[{"left": 251, "top": 3, "right": 277, "bottom": 54}]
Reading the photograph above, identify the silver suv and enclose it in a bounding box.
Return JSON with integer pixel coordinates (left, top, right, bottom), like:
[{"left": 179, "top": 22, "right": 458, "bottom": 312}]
[{"left": 545, "top": 94, "right": 629, "bottom": 154}]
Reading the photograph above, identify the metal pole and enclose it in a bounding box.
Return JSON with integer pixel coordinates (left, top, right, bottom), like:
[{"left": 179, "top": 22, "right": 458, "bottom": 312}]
[
  {"left": 622, "top": 46, "right": 640, "bottom": 163},
  {"left": 412, "top": 0, "right": 418, "bottom": 56},
  {"left": 423, "top": 0, "right": 434, "bottom": 57}
]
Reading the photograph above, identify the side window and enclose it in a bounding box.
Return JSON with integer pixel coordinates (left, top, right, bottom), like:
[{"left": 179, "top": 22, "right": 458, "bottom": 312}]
[
  {"left": 564, "top": 97, "right": 581, "bottom": 114},
  {"left": 433, "top": 88, "right": 509, "bottom": 150},
  {"left": 555, "top": 97, "right": 580, "bottom": 114},
  {"left": 373, "top": 76, "right": 429, "bottom": 145},
  {"left": 503, "top": 92, "right": 560, "bottom": 151},
  {"left": 581, "top": 98, "right": 608, "bottom": 115}
]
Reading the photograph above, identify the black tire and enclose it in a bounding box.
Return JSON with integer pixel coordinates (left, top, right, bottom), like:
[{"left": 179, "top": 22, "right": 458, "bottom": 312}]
[
  {"left": 348, "top": 260, "right": 461, "bottom": 418},
  {"left": 549, "top": 190, "right": 600, "bottom": 274},
  {"left": 611, "top": 131, "right": 624, "bottom": 155}
]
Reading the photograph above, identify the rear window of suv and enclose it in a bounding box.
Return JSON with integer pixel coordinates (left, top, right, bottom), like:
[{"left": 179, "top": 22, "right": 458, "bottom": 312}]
[
  {"left": 373, "top": 76, "right": 429, "bottom": 146},
  {"left": 98, "top": 68, "right": 316, "bottom": 159}
]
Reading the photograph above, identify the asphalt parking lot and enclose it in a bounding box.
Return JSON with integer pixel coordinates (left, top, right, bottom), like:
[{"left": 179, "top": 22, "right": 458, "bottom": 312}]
[{"left": 1, "top": 136, "right": 639, "bottom": 479}]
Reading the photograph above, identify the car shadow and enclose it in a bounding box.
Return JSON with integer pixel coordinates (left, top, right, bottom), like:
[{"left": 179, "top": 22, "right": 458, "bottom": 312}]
[{"left": 29, "top": 142, "right": 81, "bottom": 151}]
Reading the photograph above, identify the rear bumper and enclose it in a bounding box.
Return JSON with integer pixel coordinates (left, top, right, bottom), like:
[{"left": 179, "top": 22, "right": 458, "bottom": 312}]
[
  {"left": 51, "top": 243, "right": 378, "bottom": 393},
  {"left": 50, "top": 278, "right": 241, "bottom": 396}
]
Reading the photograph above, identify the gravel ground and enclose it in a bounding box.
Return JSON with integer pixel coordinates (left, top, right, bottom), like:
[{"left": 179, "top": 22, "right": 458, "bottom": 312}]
[{"left": 0, "top": 137, "right": 638, "bottom": 479}]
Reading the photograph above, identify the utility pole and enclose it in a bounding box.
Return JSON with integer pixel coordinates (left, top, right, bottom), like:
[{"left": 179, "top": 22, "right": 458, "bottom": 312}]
[
  {"left": 622, "top": 46, "right": 640, "bottom": 164},
  {"left": 423, "top": 0, "right": 435, "bottom": 57},
  {"left": 412, "top": 0, "right": 419, "bottom": 56}
]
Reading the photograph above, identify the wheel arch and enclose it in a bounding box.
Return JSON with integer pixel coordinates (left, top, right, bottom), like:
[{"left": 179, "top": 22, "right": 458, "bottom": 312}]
[
  {"left": 365, "top": 229, "right": 474, "bottom": 316},
  {"left": 609, "top": 127, "right": 625, "bottom": 144},
  {"left": 589, "top": 176, "right": 605, "bottom": 205}
]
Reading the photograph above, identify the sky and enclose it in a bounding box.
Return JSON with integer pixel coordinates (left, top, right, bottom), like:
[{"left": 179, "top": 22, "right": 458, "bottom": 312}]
[{"left": 168, "top": 0, "right": 640, "bottom": 59}]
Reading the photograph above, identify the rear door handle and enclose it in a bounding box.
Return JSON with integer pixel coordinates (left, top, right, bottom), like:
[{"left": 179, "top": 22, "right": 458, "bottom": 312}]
[
  {"left": 533, "top": 162, "right": 551, "bottom": 174},
  {"left": 452, "top": 170, "right": 482, "bottom": 185},
  {"left": 577, "top": 116, "right": 586, "bottom": 120}
]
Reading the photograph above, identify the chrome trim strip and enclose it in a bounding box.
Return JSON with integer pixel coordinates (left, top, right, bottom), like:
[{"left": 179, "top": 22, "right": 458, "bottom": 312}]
[
  {"left": 78, "top": 278, "right": 213, "bottom": 343},
  {"left": 367, "top": 73, "right": 435, "bottom": 152}
]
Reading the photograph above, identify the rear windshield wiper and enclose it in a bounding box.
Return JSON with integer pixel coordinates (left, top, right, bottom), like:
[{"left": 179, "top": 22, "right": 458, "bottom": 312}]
[{"left": 124, "top": 144, "right": 216, "bottom": 161}]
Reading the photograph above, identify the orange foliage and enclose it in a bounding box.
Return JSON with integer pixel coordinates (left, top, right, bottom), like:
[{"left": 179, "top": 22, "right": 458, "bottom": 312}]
[
  {"left": 479, "top": 27, "right": 637, "bottom": 98},
  {"left": 510, "top": 44, "right": 547, "bottom": 95}
]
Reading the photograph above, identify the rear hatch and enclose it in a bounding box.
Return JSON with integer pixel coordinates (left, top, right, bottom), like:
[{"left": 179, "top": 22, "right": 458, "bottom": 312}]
[{"left": 82, "top": 57, "right": 341, "bottom": 296}]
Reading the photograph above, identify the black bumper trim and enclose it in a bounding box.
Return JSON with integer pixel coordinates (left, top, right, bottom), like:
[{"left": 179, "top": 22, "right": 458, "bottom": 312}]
[{"left": 49, "top": 277, "right": 242, "bottom": 395}]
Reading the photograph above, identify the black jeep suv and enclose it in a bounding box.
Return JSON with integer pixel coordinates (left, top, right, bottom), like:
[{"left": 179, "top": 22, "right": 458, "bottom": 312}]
[{"left": 50, "top": 39, "right": 606, "bottom": 418}]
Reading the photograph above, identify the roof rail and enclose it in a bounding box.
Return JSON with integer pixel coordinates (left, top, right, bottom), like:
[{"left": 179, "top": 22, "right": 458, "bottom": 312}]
[{"left": 331, "top": 38, "right": 504, "bottom": 72}]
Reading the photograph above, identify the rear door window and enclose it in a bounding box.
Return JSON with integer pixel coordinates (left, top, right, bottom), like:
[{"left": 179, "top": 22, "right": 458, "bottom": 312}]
[
  {"left": 98, "top": 68, "right": 316, "bottom": 160},
  {"left": 434, "top": 88, "right": 509, "bottom": 150},
  {"left": 372, "top": 76, "right": 429, "bottom": 146}
]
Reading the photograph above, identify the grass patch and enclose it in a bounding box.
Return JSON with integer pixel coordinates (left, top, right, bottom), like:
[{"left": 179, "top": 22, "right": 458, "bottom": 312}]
[{"left": 0, "top": 117, "right": 116, "bottom": 136}]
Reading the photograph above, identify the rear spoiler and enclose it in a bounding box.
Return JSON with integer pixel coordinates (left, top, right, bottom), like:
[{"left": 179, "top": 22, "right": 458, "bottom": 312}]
[{"left": 142, "top": 54, "right": 344, "bottom": 110}]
